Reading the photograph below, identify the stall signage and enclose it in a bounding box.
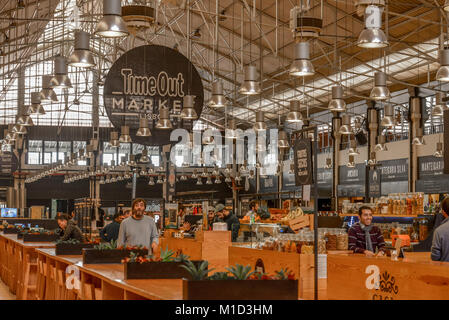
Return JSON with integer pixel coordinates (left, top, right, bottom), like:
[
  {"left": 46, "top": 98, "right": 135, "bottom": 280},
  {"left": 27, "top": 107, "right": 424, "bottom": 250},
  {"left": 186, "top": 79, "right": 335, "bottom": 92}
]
[
  {"left": 317, "top": 168, "right": 332, "bottom": 185},
  {"left": 293, "top": 138, "right": 313, "bottom": 186},
  {"left": 444, "top": 109, "right": 449, "bottom": 174},
  {"left": 103, "top": 45, "right": 204, "bottom": 145},
  {"left": 368, "top": 169, "right": 381, "bottom": 198},
  {"left": 259, "top": 175, "right": 278, "bottom": 194},
  {"left": 378, "top": 159, "right": 408, "bottom": 182},
  {"left": 418, "top": 156, "right": 446, "bottom": 179},
  {"left": 337, "top": 184, "right": 365, "bottom": 197},
  {"left": 339, "top": 163, "right": 365, "bottom": 185},
  {"left": 0, "top": 152, "right": 18, "bottom": 174},
  {"left": 365, "top": 265, "right": 399, "bottom": 300},
  {"left": 282, "top": 160, "right": 296, "bottom": 191}
]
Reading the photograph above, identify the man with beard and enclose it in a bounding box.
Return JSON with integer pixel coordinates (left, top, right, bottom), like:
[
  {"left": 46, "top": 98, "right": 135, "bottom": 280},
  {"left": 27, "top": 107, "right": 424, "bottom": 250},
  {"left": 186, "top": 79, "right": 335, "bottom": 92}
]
[{"left": 117, "top": 198, "right": 159, "bottom": 254}]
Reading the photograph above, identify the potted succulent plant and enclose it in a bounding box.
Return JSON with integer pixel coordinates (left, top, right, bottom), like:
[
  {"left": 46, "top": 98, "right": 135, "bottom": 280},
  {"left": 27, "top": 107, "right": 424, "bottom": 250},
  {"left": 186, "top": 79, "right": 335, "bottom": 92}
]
[
  {"left": 123, "top": 247, "right": 205, "bottom": 280},
  {"left": 82, "top": 240, "right": 149, "bottom": 264},
  {"left": 55, "top": 239, "right": 95, "bottom": 255},
  {"left": 181, "top": 263, "right": 298, "bottom": 300}
]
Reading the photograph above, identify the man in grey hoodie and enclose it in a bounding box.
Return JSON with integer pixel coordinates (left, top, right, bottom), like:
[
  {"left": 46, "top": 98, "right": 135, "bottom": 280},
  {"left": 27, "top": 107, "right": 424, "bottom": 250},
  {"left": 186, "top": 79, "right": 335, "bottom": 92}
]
[{"left": 431, "top": 197, "right": 449, "bottom": 262}]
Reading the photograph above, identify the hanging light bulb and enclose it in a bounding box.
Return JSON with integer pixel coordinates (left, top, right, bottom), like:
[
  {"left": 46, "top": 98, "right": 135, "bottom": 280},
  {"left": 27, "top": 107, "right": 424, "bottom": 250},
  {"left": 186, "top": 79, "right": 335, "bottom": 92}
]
[
  {"left": 155, "top": 108, "right": 172, "bottom": 129},
  {"left": 69, "top": 30, "right": 96, "bottom": 68},
  {"left": 328, "top": 86, "right": 346, "bottom": 112},
  {"left": 412, "top": 127, "right": 425, "bottom": 146},
  {"left": 357, "top": 5, "right": 388, "bottom": 48},
  {"left": 370, "top": 71, "right": 390, "bottom": 101},
  {"left": 434, "top": 142, "right": 444, "bottom": 158},
  {"left": 140, "top": 149, "right": 150, "bottom": 163},
  {"left": 109, "top": 131, "right": 120, "bottom": 147},
  {"left": 289, "top": 42, "right": 315, "bottom": 77},
  {"left": 375, "top": 134, "right": 388, "bottom": 152},
  {"left": 239, "top": 65, "right": 260, "bottom": 95},
  {"left": 180, "top": 95, "right": 197, "bottom": 120},
  {"left": 286, "top": 100, "right": 304, "bottom": 123},
  {"left": 119, "top": 126, "right": 132, "bottom": 143},
  {"left": 348, "top": 139, "right": 359, "bottom": 156},
  {"left": 95, "top": 0, "right": 129, "bottom": 38},
  {"left": 436, "top": 49, "right": 449, "bottom": 82},
  {"left": 432, "top": 92, "right": 447, "bottom": 117},
  {"left": 253, "top": 111, "right": 267, "bottom": 131},
  {"left": 136, "top": 117, "right": 151, "bottom": 137},
  {"left": 39, "top": 75, "right": 58, "bottom": 103},
  {"left": 50, "top": 56, "right": 72, "bottom": 88},
  {"left": 278, "top": 130, "right": 290, "bottom": 149},
  {"left": 347, "top": 155, "right": 355, "bottom": 168},
  {"left": 380, "top": 104, "right": 395, "bottom": 128},
  {"left": 338, "top": 114, "right": 352, "bottom": 135},
  {"left": 207, "top": 80, "right": 227, "bottom": 107},
  {"left": 325, "top": 157, "right": 332, "bottom": 169}
]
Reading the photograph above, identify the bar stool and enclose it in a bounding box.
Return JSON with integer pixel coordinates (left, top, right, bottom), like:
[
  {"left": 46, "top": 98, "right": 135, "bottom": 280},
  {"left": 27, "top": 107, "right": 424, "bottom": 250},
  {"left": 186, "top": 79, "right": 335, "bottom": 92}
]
[{"left": 21, "top": 252, "right": 37, "bottom": 300}]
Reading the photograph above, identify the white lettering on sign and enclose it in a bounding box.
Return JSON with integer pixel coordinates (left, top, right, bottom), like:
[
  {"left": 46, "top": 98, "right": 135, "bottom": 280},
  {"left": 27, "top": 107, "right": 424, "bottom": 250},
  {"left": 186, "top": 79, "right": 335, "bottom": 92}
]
[
  {"left": 365, "top": 265, "right": 380, "bottom": 290},
  {"left": 347, "top": 169, "right": 359, "bottom": 178},
  {"left": 110, "top": 97, "right": 182, "bottom": 113},
  {"left": 120, "top": 69, "right": 185, "bottom": 97},
  {"left": 65, "top": 265, "right": 81, "bottom": 290}
]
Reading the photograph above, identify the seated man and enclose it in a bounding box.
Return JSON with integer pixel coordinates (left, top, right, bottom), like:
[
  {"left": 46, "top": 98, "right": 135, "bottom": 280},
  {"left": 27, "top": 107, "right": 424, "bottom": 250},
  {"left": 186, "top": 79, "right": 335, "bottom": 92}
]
[
  {"left": 348, "top": 206, "right": 385, "bottom": 256},
  {"left": 57, "top": 214, "right": 84, "bottom": 242},
  {"left": 216, "top": 204, "right": 240, "bottom": 242}
]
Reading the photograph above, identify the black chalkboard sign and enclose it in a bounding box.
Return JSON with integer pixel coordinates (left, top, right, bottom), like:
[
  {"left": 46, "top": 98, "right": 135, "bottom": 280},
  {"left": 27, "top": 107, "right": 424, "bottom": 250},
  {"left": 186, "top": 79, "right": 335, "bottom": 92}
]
[{"left": 293, "top": 138, "right": 313, "bottom": 186}]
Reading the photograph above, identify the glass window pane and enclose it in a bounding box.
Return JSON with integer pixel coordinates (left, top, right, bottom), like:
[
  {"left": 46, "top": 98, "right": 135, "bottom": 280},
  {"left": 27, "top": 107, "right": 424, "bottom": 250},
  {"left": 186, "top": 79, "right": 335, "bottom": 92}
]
[
  {"left": 132, "top": 143, "right": 144, "bottom": 155},
  {"left": 44, "top": 141, "right": 57, "bottom": 164},
  {"left": 27, "top": 140, "right": 43, "bottom": 164},
  {"left": 58, "top": 141, "right": 71, "bottom": 162},
  {"left": 118, "top": 143, "right": 131, "bottom": 164},
  {"left": 102, "top": 142, "right": 116, "bottom": 166}
]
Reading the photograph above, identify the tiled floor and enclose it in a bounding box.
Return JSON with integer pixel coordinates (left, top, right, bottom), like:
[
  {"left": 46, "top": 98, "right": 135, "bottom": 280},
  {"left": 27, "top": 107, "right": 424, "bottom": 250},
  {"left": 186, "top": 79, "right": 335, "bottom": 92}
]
[{"left": 0, "top": 280, "right": 15, "bottom": 300}]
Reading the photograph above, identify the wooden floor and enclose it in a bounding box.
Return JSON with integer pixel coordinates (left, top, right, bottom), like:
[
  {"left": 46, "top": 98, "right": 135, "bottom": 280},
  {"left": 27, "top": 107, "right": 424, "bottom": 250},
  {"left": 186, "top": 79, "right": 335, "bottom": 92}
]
[{"left": 0, "top": 279, "right": 15, "bottom": 300}]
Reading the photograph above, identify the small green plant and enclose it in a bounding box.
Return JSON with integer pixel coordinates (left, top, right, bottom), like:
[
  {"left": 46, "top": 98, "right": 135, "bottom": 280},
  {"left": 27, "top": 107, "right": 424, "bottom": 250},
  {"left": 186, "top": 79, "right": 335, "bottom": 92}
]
[
  {"left": 180, "top": 260, "right": 214, "bottom": 280},
  {"left": 128, "top": 251, "right": 139, "bottom": 263},
  {"left": 160, "top": 246, "right": 175, "bottom": 262},
  {"left": 208, "top": 272, "right": 234, "bottom": 280},
  {"left": 225, "top": 264, "right": 254, "bottom": 280},
  {"left": 274, "top": 268, "right": 295, "bottom": 280},
  {"left": 56, "top": 239, "right": 80, "bottom": 245},
  {"left": 94, "top": 239, "right": 118, "bottom": 250},
  {"left": 173, "top": 253, "right": 190, "bottom": 263}
]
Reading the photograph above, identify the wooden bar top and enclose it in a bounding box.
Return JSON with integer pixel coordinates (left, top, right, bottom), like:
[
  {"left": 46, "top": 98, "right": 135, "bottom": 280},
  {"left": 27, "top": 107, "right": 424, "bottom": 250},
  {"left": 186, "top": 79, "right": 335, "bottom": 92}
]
[
  {"left": 35, "top": 248, "right": 182, "bottom": 300},
  {"left": 1, "top": 233, "right": 56, "bottom": 248}
]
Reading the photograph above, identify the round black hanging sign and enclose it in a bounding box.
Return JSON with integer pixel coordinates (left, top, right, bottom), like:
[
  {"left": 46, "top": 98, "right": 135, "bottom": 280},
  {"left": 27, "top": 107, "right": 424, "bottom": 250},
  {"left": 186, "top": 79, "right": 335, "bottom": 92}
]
[{"left": 103, "top": 45, "right": 204, "bottom": 145}]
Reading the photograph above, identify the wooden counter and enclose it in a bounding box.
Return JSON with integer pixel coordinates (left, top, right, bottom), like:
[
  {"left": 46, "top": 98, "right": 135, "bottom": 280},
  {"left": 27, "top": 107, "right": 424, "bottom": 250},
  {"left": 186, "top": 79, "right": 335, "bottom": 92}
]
[
  {"left": 160, "top": 231, "right": 231, "bottom": 272},
  {"left": 328, "top": 252, "right": 449, "bottom": 300}
]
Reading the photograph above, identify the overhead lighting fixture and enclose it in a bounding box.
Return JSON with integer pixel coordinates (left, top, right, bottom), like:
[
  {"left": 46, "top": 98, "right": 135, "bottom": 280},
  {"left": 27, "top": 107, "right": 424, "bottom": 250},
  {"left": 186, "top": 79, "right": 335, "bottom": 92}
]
[
  {"left": 375, "top": 134, "right": 388, "bottom": 152},
  {"left": 347, "top": 155, "right": 355, "bottom": 168},
  {"left": 155, "top": 108, "right": 173, "bottom": 129},
  {"left": 436, "top": 49, "right": 449, "bottom": 82},
  {"left": 348, "top": 139, "right": 359, "bottom": 156},
  {"left": 225, "top": 175, "right": 232, "bottom": 183},
  {"left": 432, "top": 92, "right": 447, "bottom": 117},
  {"left": 17, "top": 0, "right": 25, "bottom": 9},
  {"left": 109, "top": 131, "right": 120, "bottom": 147},
  {"left": 207, "top": 80, "right": 227, "bottom": 107},
  {"left": 278, "top": 130, "right": 290, "bottom": 149},
  {"left": 380, "top": 104, "right": 395, "bottom": 128},
  {"left": 136, "top": 117, "right": 151, "bottom": 137},
  {"left": 50, "top": 56, "right": 72, "bottom": 89},
  {"left": 12, "top": 124, "right": 26, "bottom": 135},
  {"left": 95, "top": 0, "right": 129, "bottom": 38},
  {"left": 191, "top": 169, "right": 198, "bottom": 179},
  {"left": 119, "top": 125, "right": 132, "bottom": 143},
  {"left": 16, "top": 111, "right": 34, "bottom": 126},
  {"left": 328, "top": 86, "right": 346, "bottom": 112},
  {"left": 434, "top": 142, "right": 444, "bottom": 158},
  {"left": 253, "top": 111, "right": 267, "bottom": 131},
  {"left": 225, "top": 119, "right": 237, "bottom": 139},
  {"left": 39, "top": 75, "right": 58, "bottom": 103},
  {"left": 148, "top": 177, "right": 155, "bottom": 186},
  {"left": 444, "top": 0, "right": 449, "bottom": 11},
  {"left": 325, "top": 157, "right": 332, "bottom": 169},
  {"left": 29, "top": 92, "right": 46, "bottom": 115},
  {"left": 370, "top": 71, "right": 390, "bottom": 101},
  {"left": 206, "top": 177, "right": 213, "bottom": 185},
  {"left": 239, "top": 65, "right": 260, "bottom": 95},
  {"left": 286, "top": 100, "right": 303, "bottom": 123},
  {"left": 69, "top": 30, "right": 95, "bottom": 68},
  {"left": 357, "top": 5, "right": 388, "bottom": 48},
  {"left": 367, "top": 152, "right": 377, "bottom": 166},
  {"left": 289, "top": 42, "right": 315, "bottom": 77},
  {"left": 140, "top": 149, "right": 150, "bottom": 163},
  {"left": 180, "top": 95, "right": 197, "bottom": 120},
  {"left": 338, "top": 114, "right": 352, "bottom": 135},
  {"left": 157, "top": 176, "right": 164, "bottom": 184},
  {"left": 196, "top": 178, "right": 203, "bottom": 185},
  {"left": 412, "top": 127, "right": 425, "bottom": 146}
]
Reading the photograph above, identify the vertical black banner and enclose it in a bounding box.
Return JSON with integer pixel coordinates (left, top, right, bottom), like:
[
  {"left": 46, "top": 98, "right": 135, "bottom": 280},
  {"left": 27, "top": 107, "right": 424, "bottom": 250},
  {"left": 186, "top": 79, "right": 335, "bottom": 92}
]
[
  {"left": 368, "top": 169, "right": 381, "bottom": 198},
  {"left": 444, "top": 109, "right": 449, "bottom": 174},
  {"left": 293, "top": 138, "right": 313, "bottom": 186}
]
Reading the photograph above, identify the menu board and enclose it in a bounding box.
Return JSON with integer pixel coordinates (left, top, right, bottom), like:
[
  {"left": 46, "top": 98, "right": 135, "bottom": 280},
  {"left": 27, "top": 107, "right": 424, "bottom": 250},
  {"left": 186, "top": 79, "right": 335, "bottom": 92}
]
[
  {"left": 293, "top": 138, "right": 313, "bottom": 186},
  {"left": 282, "top": 160, "right": 297, "bottom": 191}
]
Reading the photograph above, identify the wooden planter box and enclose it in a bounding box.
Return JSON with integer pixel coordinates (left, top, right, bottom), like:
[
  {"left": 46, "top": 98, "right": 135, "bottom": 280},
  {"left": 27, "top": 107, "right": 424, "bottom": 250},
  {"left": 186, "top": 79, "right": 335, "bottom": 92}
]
[
  {"left": 23, "top": 233, "right": 58, "bottom": 242},
  {"left": 82, "top": 248, "right": 149, "bottom": 264},
  {"left": 3, "top": 228, "right": 19, "bottom": 234},
  {"left": 17, "top": 232, "right": 24, "bottom": 239},
  {"left": 124, "top": 260, "right": 205, "bottom": 280},
  {"left": 182, "top": 279, "right": 298, "bottom": 300},
  {"left": 55, "top": 243, "right": 95, "bottom": 255}
]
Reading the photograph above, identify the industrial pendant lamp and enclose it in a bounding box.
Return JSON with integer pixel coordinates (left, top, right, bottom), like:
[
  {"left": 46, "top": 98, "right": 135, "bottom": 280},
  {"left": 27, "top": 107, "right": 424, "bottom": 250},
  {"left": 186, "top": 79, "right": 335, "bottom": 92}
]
[
  {"left": 109, "top": 131, "right": 120, "bottom": 147},
  {"left": 239, "top": 65, "right": 261, "bottom": 95},
  {"left": 180, "top": 95, "right": 197, "bottom": 120},
  {"left": 148, "top": 177, "right": 155, "bottom": 186},
  {"left": 375, "top": 135, "right": 388, "bottom": 152},
  {"left": 357, "top": 5, "right": 388, "bottom": 48},
  {"left": 95, "top": 0, "right": 129, "bottom": 38},
  {"left": 325, "top": 157, "right": 332, "bottom": 169},
  {"left": 338, "top": 114, "right": 352, "bottom": 135},
  {"left": 348, "top": 139, "right": 359, "bottom": 156},
  {"left": 436, "top": 49, "right": 449, "bottom": 82},
  {"left": 207, "top": 80, "right": 227, "bottom": 107},
  {"left": 286, "top": 100, "right": 304, "bottom": 123},
  {"left": 50, "top": 56, "right": 72, "bottom": 88},
  {"left": 39, "top": 75, "right": 58, "bottom": 103},
  {"left": 380, "top": 104, "right": 395, "bottom": 127},
  {"left": 278, "top": 130, "right": 290, "bottom": 149},
  {"left": 12, "top": 124, "right": 26, "bottom": 135},
  {"left": 16, "top": 110, "right": 34, "bottom": 126},
  {"left": 28, "top": 92, "right": 46, "bottom": 115},
  {"left": 412, "top": 127, "right": 425, "bottom": 146},
  {"left": 370, "top": 71, "right": 390, "bottom": 101},
  {"left": 289, "top": 42, "right": 315, "bottom": 77},
  {"left": 140, "top": 149, "right": 150, "bottom": 163},
  {"left": 347, "top": 155, "right": 355, "bottom": 168},
  {"left": 69, "top": 30, "right": 96, "bottom": 68},
  {"left": 434, "top": 142, "right": 444, "bottom": 158},
  {"left": 196, "top": 177, "right": 203, "bottom": 185},
  {"left": 367, "top": 152, "right": 377, "bottom": 166},
  {"left": 155, "top": 108, "right": 173, "bottom": 129},
  {"left": 136, "top": 117, "right": 151, "bottom": 137},
  {"left": 432, "top": 92, "right": 447, "bottom": 117},
  {"left": 328, "top": 86, "right": 346, "bottom": 112},
  {"left": 444, "top": 0, "right": 449, "bottom": 11},
  {"left": 119, "top": 126, "right": 132, "bottom": 143},
  {"left": 225, "top": 119, "right": 237, "bottom": 139},
  {"left": 253, "top": 111, "right": 267, "bottom": 131}
]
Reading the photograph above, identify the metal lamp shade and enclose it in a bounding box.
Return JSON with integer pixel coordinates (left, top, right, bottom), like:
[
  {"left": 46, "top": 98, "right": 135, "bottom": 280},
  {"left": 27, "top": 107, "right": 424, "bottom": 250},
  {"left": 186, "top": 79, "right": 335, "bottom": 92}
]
[
  {"left": 140, "top": 149, "right": 150, "bottom": 163},
  {"left": 180, "top": 95, "right": 198, "bottom": 120},
  {"left": 119, "top": 126, "right": 132, "bottom": 143},
  {"left": 432, "top": 92, "right": 447, "bottom": 117},
  {"left": 289, "top": 42, "right": 314, "bottom": 77},
  {"left": 51, "top": 56, "right": 72, "bottom": 88},
  {"left": 370, "top": 72, "right": 390, "bottom": 101},
  {"left": 278, "top": 130, "right": 290, "bottom": 149},
  {"left": 239, "top": 65, "right": 260, "bottom": 95},
  {"left": 207, "top": 81, "right": 227, "bottom": 107},
  {"left": 286, "top": 100, "right": 303, "bottom": 122},
  {"left": 17, "top": 114, "right": 34, "bottom": 126},
  {"left": 253, "top": 111, "right": 267, "bottom": 131},
  {"left": 225, "top": 119, "right": 237, "bottom": 139},
  {"left": 156, "top": 108, "right": 173, "bottom": 129},
  {"left": 348, "top": 139, "right": 359, "bottom": 156},
  {"left": 357, "top": 28, "right": 388, "bottom": 48},
  {"left": 28, "top": 104, "right": 46, "bottom": 115},
  {"left": 12, "top": 124, "right": 26, "bottom": 135},
  {"left": 445, "top": 0, "right": 449, "bottom": 11},
  {"left": 347, "top": 155, "right": 355, "bottom": 168},
  {"left": 69, "top": 30, "right": 95, "bottom": 68},
  {"left": 380, "top": 104, "right": 395, "bottom": 127},
  {"left": 338, "top": 114, "right": 352, "bottom": 135},
  {"left": 136, "top": 118, "right": 151, "bottom": 137},
  {"left": 95, "top": 0, "right": 129, "bottom": 38},
  {"left": 434, "top": 142, "right": 444, "bottom": 158},
  {"left": 40, "top": 75, "right": 58, "bottom": 103},
  {"left": 109, "top": 131, "right": 120, "bottom": 147},
  {"left": 437, "top": 50, "right": 449, "bottom": 82},
  {"left": 328, "top": 86, "right": 346, "bottom": 112},
  {"left": 412, "top": 127, "right": 425, "bottom": 146},
  {"left": 375, "top": 135, "right": 388, "bottom": 152}
]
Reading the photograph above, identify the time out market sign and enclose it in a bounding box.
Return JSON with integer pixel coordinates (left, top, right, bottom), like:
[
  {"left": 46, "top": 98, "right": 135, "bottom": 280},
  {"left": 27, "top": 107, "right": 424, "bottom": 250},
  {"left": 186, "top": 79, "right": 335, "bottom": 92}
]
[{"left": 103, "top": 45, "right": 204, "bottom": 145}]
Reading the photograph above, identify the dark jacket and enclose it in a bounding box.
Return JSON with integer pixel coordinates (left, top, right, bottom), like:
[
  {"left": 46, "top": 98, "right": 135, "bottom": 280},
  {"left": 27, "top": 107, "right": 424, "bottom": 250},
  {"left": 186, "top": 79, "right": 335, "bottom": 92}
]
[
  {"left": 223, "top": 213, "right": 240, "bottom": 242},
  {"left": 100, "top": 221, "right": 120, "bottom": 242},
  {"left": 60, "top": 220, "right": 83, "bottom": 242}
]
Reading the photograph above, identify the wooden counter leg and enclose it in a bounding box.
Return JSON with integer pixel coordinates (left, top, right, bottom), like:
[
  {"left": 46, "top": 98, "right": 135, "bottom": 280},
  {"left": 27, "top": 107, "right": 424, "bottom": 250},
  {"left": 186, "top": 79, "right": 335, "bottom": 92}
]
[{"left": 21, "top": 252, "right": 37, "bottom": 300}]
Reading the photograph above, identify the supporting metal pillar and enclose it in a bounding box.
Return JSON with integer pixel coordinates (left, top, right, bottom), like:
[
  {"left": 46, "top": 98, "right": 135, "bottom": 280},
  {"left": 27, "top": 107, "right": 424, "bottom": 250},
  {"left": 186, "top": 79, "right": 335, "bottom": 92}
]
[
  {"left": 16, "top": 68, "right": 26, "bottom": 213},
  {"left": 409, "top": 89, "right": 423, "bottom": 193},
  {"left": 331, "top": 115, "right": 342, "bottom": 211}
]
